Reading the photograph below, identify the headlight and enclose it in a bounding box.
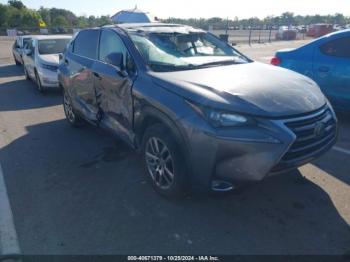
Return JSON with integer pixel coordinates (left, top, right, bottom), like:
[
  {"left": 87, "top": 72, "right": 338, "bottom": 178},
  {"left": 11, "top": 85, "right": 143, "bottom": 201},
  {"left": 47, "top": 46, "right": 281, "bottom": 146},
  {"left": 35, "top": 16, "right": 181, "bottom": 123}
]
[
  {"left": 187, "top": 101, "right": 253, "bottom": 127},
  {"left": 207, "top": 110, "right": 248, "bottom": 127},
  {"left": 40, "top": 63, "right": 57, "bottom": 72}
]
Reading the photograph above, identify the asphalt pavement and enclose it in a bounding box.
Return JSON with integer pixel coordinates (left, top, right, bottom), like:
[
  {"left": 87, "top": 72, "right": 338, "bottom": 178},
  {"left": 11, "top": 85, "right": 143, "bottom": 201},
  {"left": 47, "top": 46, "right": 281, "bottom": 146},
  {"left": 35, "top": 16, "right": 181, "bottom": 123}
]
[{"left": 0, "top": 39, "right": 349, "bottom": 255}]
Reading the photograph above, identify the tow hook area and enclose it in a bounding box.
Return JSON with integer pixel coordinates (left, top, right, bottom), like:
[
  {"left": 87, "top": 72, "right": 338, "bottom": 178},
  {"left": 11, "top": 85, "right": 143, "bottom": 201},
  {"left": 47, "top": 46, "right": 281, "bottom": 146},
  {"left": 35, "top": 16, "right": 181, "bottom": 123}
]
[{"left": 211, "top": 180, "right": 234, "bottom": 192}]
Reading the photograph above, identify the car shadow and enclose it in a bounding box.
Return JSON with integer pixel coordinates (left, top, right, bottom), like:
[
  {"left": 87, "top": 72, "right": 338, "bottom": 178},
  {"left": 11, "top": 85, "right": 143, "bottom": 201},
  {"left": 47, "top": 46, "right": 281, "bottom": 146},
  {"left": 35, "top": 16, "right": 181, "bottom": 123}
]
[
  {"left": 0, "top": 78, "right": 62, "bottom": 111},
  {"left": 0, "top": 64, "right": 25, "bottom": 78},
  {"left": 0, "top": 119, "right": 349, "bottom": 255}
]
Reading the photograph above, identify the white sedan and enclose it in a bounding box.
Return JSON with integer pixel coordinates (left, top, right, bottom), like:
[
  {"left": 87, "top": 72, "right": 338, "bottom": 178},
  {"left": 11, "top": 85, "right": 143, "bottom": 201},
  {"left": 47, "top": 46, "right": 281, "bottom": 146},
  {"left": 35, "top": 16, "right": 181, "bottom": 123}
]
[{"left": 22, "top": 35, "right": 71, "bottom": 92}]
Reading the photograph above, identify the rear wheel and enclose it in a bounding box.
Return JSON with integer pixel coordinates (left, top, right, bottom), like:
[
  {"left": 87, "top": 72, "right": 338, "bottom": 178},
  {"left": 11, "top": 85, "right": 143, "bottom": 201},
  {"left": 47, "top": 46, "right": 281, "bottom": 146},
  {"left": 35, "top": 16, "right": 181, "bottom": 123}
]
[
  {"left": 142, "top": 124, "right": 188, "bottom": 198},
  {"left": 63, "top": 90, "right": 83, "bottom": 127}
]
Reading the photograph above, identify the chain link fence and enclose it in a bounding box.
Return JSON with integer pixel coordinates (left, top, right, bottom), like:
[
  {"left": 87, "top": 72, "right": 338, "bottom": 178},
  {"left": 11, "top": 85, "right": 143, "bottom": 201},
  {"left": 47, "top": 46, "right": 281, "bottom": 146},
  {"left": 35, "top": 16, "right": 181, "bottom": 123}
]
[{"left": 1, "top": 26, "right": 309, "bottom": 45}]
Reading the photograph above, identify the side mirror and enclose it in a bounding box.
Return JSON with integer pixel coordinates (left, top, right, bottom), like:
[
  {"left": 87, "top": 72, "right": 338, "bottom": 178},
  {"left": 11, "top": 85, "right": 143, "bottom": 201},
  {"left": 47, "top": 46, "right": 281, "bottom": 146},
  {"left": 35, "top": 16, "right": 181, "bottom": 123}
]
[
  {"left": 59, "top": 53, "right": 63, "bottom": 61},
  {"left": 105, "top": 52, "right": 124, "bottom": 69},
  {"left": 24, "top": 49, "right": 32, "bottom": 56}
]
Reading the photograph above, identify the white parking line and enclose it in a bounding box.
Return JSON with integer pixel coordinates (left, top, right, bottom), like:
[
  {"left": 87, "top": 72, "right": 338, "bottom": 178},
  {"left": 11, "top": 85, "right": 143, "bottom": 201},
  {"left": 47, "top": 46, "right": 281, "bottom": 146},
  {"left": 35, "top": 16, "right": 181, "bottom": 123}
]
[
  {"left": 333, "top": 146, "right": 350, "bottom": 155},
  {"left": 0, "top": 163, "right": 21, "bottom": 256},
  {"left": 0, "top": 63, "right": 15, "bottom": 67}
]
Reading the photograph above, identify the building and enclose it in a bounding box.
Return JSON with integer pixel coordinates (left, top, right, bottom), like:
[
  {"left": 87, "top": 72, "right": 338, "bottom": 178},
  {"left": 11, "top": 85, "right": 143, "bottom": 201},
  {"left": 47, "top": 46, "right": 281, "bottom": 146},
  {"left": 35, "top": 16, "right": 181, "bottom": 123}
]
[{"left": 111, "top": 6, "right": 157, "bottom": 24}]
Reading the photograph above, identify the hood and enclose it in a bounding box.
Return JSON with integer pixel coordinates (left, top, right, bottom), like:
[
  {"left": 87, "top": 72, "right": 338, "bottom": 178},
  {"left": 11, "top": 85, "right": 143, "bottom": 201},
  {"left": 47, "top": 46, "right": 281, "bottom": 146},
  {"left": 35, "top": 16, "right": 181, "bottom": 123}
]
[
  {"left": 150, "top": 62, "right": 326, "bottom": 118},
  {"left": 39, "top": 54, "right": 59, "bottom": 65}
]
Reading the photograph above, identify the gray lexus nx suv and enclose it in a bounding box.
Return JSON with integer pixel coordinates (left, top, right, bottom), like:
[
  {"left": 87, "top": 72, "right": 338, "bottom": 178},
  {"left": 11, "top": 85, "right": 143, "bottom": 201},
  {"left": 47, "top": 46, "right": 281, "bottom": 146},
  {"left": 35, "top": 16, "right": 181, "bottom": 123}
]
[{"left": 58, "top": 23, "right": 338, "bottom": 197}]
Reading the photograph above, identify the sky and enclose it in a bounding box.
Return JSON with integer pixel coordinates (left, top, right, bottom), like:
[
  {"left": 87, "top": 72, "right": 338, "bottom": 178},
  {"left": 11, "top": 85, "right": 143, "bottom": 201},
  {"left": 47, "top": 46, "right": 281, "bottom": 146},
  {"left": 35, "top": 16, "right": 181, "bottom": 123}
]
[{"left": 1, "top": 0, "right": 350, "bottom": 19}]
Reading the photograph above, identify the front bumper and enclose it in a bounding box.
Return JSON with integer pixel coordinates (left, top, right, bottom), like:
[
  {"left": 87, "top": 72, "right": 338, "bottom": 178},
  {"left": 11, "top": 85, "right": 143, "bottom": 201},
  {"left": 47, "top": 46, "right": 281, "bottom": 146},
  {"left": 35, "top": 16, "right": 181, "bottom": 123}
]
[
  {"left": 181, "top": 105, "right": 337, "bottom": 190},
  {"left": 38, "top": 68, "right": 60, "bottom": 88}
]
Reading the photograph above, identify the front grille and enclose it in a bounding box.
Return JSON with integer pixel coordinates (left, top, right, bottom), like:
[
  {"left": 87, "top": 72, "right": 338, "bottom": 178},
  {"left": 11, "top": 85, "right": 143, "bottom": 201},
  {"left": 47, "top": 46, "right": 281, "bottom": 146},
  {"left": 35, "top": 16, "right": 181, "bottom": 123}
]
[{"left": 273, "top": 106, "right": 337, "bottom": 172}]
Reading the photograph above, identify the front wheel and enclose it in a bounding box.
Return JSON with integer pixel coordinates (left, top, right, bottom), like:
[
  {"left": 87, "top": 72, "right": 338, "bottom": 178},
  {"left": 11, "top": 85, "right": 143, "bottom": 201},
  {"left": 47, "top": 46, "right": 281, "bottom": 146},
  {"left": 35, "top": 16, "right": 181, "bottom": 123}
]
[
  {"left": 142, "top": 124, "right": 188, "bottom": 198},
  {"left": 24, "top": 66, "right": 30, "bottom": 80},
  {"left": 14, "top": 56, "right": 21, "bottom": 66},
  {"left": 35, "top": 71, "right": 45, "bottom": 93},
  {"left": 63, "top": 90, "right": 83, "bottom": 127}
]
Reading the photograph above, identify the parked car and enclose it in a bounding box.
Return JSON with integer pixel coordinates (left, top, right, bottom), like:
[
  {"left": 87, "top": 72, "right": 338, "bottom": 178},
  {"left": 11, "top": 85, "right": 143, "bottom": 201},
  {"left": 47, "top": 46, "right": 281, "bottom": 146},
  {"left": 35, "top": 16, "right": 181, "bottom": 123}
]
[
  {"left": 307, "top": 24, "right": 333, "bottom": 38},
  {"left": 22, "top": 35, "right": 71, "bottom": 92},
  {"left": 12, "top": 35, "right": 34, "bottom": 65},
  {"left": 271, "top": 29, "right": 350, "bottom": 113},
  {"left": 59, "top": 24, "right": 337, "bottom": 197},
  {"left": 276, "top": 26, "right": 297, "bottom": 40},
  {"left": 296, "top": 25, "right": 307, "bottom": 34}
]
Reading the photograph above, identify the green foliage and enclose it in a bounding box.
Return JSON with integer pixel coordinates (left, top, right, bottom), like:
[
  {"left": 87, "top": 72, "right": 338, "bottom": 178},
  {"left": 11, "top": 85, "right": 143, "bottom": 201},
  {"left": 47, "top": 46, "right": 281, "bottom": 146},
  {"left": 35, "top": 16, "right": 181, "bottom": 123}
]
[
  {"left": 0, "top": 0, "right": 111, "bottom": 29},
  {"left": 8, "top": 0, "right": 25, "bottom": 9},
  {"left": 52, "top": 15, "right": 69, "bottom": 27},
  {"left": 0, "top": 4, "right": 9, "bottom": 27}
]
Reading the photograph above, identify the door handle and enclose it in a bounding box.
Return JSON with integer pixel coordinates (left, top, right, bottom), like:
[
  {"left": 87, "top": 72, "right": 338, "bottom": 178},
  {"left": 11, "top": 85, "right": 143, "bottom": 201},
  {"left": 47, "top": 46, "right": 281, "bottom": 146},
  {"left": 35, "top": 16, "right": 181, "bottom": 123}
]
[
  {"left": 93, "top": 72, "right": 102, "bottom": 80},
  {"left": 318, "top": 66, "right": 330, "bottom": 73}
]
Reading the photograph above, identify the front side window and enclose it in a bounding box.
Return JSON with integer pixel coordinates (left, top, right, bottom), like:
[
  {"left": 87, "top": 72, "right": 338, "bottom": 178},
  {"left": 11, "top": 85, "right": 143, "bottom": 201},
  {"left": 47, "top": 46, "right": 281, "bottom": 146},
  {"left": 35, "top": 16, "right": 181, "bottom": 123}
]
[
  {"left": 23, "top": 38, "right": 31, "bottom": 48},
  {"left": 25, "top": 40, "right": 34, "bottom": 54},
  {"left": 99, "top": 30, "right": 135, "bottom": 73},
  {"left": 38, "top": 39, "right": 71, "bottom": 55},
  {"left": 73, "top": 30, "right": 99, "bottom": 59},
  {"left": 129, "top": 31, "right": 248, "bottom": 72},
  {"left": 320, "top": 36, "right": 350, "bottom": 58}
]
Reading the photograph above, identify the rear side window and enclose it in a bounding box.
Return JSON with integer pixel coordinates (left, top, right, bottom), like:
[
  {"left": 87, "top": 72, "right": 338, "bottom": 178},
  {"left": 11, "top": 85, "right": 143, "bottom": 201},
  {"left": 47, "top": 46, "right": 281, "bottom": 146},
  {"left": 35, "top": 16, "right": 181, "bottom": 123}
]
[
  {"left": 320, "top": 36, "right": 350, "bottom": 58},
  {"left": 73, "top": 29, "right": 99, "bottom": 59}
]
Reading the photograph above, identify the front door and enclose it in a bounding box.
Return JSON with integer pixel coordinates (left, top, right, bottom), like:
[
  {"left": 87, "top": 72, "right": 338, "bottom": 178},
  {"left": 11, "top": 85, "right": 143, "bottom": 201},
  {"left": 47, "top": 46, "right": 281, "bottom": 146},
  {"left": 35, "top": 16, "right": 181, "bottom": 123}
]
[
  {"left": 92, "top": 29, "right": 136, "bottom": 144},
  {"left": 23, "top": 39, "right": 36, "bottom": 79}
]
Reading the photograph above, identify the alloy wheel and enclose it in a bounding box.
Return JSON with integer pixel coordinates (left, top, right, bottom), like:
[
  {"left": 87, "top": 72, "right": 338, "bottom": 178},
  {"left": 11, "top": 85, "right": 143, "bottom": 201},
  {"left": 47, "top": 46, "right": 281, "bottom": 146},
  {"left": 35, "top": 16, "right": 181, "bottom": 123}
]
[
  {"left": 145, "top": 137, "right": 175, "bottom": 190},
  {"left": 63, "top": 92, "right": 75, "bottom": 123}
]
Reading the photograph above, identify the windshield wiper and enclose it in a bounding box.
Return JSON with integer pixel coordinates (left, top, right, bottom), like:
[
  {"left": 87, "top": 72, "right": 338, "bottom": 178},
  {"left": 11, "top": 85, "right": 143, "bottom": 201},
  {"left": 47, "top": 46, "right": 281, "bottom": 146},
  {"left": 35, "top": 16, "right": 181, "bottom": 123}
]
[
  {"left": 149, "top": 62, "right": 196, "bottom": 72},
  {"left": 194, "top": 59, "right": 244, "bottom": 69}
]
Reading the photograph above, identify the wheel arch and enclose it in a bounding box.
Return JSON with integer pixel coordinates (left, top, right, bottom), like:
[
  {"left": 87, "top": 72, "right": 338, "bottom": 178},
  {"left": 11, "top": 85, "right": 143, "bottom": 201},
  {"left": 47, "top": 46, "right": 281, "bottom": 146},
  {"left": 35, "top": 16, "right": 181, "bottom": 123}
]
[{"left": 134, "top": 105, "right": 192, "bottom": 176}]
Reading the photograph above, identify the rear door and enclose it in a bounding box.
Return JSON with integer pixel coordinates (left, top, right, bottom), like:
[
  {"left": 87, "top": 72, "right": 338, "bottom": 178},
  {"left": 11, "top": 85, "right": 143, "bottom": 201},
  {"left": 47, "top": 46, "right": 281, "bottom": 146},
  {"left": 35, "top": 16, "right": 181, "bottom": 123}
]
[
  {"left": 67, "top": 29, "right": 100, "bottom": 122},
  {"left": 92, "top": 29, "right": 136, "bottom": 144},
  {"left": 313, "top": 35, "right": 350, "bottom": 110}
]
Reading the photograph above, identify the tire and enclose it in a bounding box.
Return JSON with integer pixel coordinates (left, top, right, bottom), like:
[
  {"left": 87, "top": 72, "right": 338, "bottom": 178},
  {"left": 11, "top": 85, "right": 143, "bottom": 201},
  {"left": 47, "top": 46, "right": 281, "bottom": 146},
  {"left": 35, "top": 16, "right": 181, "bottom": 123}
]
[
  {"left": 63, "top": 89, "right": 84, "bottom": 127},
  {"left": 23, "top": 66, "right": 30, "bottom": 80},
  {"left": 142, "top": 124, "right": 188, "bottom": 198},
  {"left": 35, "top": 71, "right": 45, "bottom": 93}
]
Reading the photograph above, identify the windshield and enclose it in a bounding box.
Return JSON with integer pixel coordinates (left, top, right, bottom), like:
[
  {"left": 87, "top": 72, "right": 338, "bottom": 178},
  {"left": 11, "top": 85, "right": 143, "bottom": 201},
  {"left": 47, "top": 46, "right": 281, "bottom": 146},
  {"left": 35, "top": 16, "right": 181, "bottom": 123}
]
[
  {"left": 38, "top": 39, "right": 71, "bottom": 55},
  {"left": 130, "top": 32, "right": 249, "bottom": 72}
]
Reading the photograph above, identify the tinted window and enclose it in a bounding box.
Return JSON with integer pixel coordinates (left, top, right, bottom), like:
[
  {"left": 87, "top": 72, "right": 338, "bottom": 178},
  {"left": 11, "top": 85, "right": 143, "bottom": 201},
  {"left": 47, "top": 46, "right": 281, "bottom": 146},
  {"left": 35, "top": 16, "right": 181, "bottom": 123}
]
[
  {"left": 99, "top": 30, "right": 127, "bottom": 65},
  {"left": 23, "top": 38, "right": 31, "bottom": 48},
  {"left": 73, "top": 29, "right": 99, "bottom": 59},
  {"left": 25, "top": 40, "right": 34, "bottom": 52},
  {"left": 99, "top": 30, "right": 135, "bottom": 73},
  {"left": 320, "top": 36, "right": 350, "bottom": 58}
]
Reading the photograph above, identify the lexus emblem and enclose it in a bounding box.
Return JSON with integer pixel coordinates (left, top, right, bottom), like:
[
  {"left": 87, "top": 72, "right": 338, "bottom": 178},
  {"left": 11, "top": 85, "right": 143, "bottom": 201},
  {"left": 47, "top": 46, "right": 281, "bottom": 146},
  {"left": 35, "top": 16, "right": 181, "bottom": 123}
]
[{"left": 314, "top": 122, "right": 326, "bottom": 137}]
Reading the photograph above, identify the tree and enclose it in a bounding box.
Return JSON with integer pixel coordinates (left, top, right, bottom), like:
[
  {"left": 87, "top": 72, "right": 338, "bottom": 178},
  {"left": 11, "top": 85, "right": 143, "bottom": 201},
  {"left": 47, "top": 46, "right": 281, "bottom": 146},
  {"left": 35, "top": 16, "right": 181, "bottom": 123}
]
[
  {"left": 21, "top": 8, "right": 41, "bottom": 28},
  {"left": 39, "top": 7, "right": 51, "bottom": 27},
  {"left": 280, "top": 12, "right": 295, "bottom": 26},
  {"left": 0, "top": 4, "right": 9, "bottom": 27},
  {"left": 52, "top": 15, "right": 69, "bottom": 27},
  {"left": 8, "top": 0, "right": 25, "bottom": 9}
]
